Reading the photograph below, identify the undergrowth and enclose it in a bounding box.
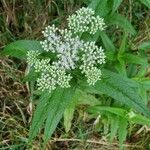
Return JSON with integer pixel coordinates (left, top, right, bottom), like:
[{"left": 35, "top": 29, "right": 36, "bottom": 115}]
[{"left": 0, "top": 0, "right": 150, "bottom": 150}]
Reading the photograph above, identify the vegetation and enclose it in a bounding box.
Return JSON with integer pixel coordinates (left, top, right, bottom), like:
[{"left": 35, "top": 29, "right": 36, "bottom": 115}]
[{"left": 0, "top": 0, "right": 150, "bottom": 149}]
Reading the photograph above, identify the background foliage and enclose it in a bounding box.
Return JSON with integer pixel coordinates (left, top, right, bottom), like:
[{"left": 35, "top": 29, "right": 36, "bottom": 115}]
[{"left": 0, "top": 0, "right": 150, "bottom": 149}]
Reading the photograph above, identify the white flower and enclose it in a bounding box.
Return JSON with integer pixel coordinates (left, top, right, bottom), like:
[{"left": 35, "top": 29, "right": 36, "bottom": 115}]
[
  {"left": 36, "top": 66, "right": 72, "bottom": 92},
  {"left": 37, "top": 73, "right": 56, "bottom": 92},
  {"left": 80, "top": 41, "right": 105, "bottom": 71},
  {"left": 41, "top": 27, "right": 82, "bottom": 70},
  {"left": 85, "top": 67, "right": 102, "bottom": 85},
  {"left": 27, "top": 51, "right": 40, "bottom": 66},
  {"left": 80, "top": 41, "right": 106, "bottom": 85},
  {"left": 34, "top": 59, "right": 51, "bottom": 72},
  {"left": 56, "top": 69, "right": 72, "bottom": 88},
  {"left": 40, "top": 25, "right": 61, "bottom": 53},
  {"left": 55, "top": 37, "right": 82, "bottom": 70},
  {"left": 27, "top": 7, "right": 106, "bottom": 93},
  {"left": 68, "top": 7, "right": 105, "bottom": 34}
]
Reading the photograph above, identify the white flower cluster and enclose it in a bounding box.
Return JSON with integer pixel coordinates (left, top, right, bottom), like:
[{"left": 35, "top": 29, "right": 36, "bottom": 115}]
[
  {"left": 68, "top": 7, "right": 105, "bottom": 34},
  {"left": 79, "top": 42, "right": 106, "bottom": 85},
  {"left": 27, "top": 7, "right": 106, "bottom": 93},
  {"left": 40, "top": 26, "right": 82, "bottom": 70},
  {"left": 37, "top": 66, "right": 72, "bottom": 92},
  {"left": 27, "top": 51, "right": 40, "bottom": 66},
  {"left": 27, "top": 51, "right": 72, "bottom": 92}
]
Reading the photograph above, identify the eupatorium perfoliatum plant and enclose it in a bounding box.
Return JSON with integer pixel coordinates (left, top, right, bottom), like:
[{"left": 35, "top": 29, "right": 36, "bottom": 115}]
[
  {"left": 27, "top": 7, "right": 106, "bottom": 93},
  {"left": 1, "top": 6, "right": 150, "bottom": 149}
]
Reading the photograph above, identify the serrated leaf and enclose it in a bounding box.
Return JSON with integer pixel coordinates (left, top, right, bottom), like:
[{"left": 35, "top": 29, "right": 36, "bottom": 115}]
[
  {"left": 106, "top": 13, "right": 136, "bottom": 35},
  {"left": 44, "top": 86, "right": 76, "bottom": 144},
  {"left": 1, "top": 40, "right": 42, "bottom": 59},
  {"left": 80, "top": 69, "right": 150, "bottom": 116},
  {"left": 28, "top": 91, "right": 51, "bottom": 142}
]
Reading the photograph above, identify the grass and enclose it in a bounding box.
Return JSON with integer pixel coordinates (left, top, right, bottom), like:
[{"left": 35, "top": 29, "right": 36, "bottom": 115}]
[{"left": 0, "top": 0, "right": 150, "bottom": 149}]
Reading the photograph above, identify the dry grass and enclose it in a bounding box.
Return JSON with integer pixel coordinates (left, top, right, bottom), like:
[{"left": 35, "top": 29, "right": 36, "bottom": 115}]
[
  {"left": 0, "top": 0, "right": 150, "bottom": 149},
  {"left": 0, "top": 58, "right": 29, "bottom": 148}
]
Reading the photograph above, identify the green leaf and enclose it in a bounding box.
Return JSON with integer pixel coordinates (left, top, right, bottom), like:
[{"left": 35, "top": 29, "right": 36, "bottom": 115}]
[
  {"left": 95, "top": 0, "right": 110, "bottom": 17},
  {"left": 99, "top": 31, "right": 116, "bottom": 60},
  {"left": 63, "top": 89, "right": 100, "bottom": 133},
  {"left": 138, "top": 41, "right": 150, "bottom": 51},
  {"left": 64, "top": 105, "right": 75, "bottom": 133},
  {"left": 1, "top": 40, "right": 42, "bottom": 59},
  {"left": 110, "top": 115, "right": 119, "bottom": 142},
  {"left": 106, "top": 13, "right": 136, "bottom": 35},
  {"left": 44, "top": 86, "right": 76, "bottom": 144},
  {"left": 89, "top": 0, "right": 110, "bottom": 17},
  {"left": 115, "top": 57, "right": 126, "bottom": 76},
  {"left": 116, "top": 33, "right": 128, "bottom": 75},
  {"left": 23, "top": 69, "right": 39, "bottom": 82},
  {"left": 81, "top": 32, "right": 92, "bottom": 41},
  {"left": 118, "top": 33, "right": 127, "bottom": 55},
  {"left": 124, "top": 53, "right": 148, "bottom": 77},
  {"left": 76, "top": 89, "right": 101, "bottom": 106},
  {"left": 138, "top": 0, "right": 150, "bottom": 8},
  {"left": 88, "top": 106, "right": 127, "bottom": 146},
  {"left": 129, "top": 114, "right": 150, "bottom": 125},
  {"left": 112, "top": 0, "right": 123, "bottom": 13},
  {"left": 137, "top": 78, "right": 150, "bottom": 90},
  {"left": 28, "top": 91, "right": 51, "bottom": 142},
  {"left": 118, "top": 118, "right": 128, "bottom": 150},
  {"left": 80, "top": 69, "right": 150, "bottom": 116},
  {"left": 140, "top": 77, "right": 150, "bottom": 91},
  {"left": 138, "top": 83, "right": 148, "bottom": 104},
  {"left": 100, "top": 32, "right": 116, "bottom": 52},
  {"left": 88, "top": 0, "right": 101, "bottom": 10},
  {"left": 88, "top": 106, "right": 127, "bottom": 117},
  {"left": 127, "top": 64, "right": 137, "bottom": 77},
  {"left": 124, "top": 53, "right": 148, "bottom": 65}
]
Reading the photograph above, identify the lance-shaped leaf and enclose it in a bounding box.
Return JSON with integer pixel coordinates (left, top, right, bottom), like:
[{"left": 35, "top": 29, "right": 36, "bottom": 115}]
[
  {"left": 106, "top": 13, "right": 136, "bottom": 35},
  {"left": 44, "top": 86, "right": 76, "bottom": 144},
  {"left": 80, "top": 69, "right": 150, "bottom": 116},
  {"left": 28, "top": 91, "right": 52, "bottom": 142},
  {"left": 1, "top": 40, "right": 42, "bottom": 59}
]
